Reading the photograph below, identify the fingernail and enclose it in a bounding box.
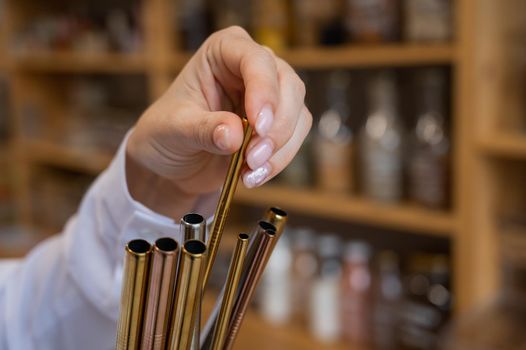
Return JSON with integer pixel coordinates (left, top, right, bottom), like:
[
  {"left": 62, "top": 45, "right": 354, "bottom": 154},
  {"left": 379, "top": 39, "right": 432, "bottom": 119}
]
[
  {"left": 213, "top": 124, "right": 230, "bottom": 151},
  {"left": 243, "top": 163, "right": 271, "bottom": 188},
  {"left": 247, "top": 138, "right": 274, "bottom": 170},
  {"left": 256, "top": 105, "right": 273, "bottom": 136}
]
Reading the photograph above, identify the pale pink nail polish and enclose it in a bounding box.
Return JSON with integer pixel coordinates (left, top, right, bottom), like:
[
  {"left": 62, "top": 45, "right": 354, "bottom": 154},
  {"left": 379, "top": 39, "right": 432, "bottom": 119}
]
[
  {"left": 213, "top": 124, "right": 230, "bottom": 151},
  {"left": 247, "top": 138, "right": 274, "bottom": 170},
  {"left": 255, "top": 105, "right": 273, "bottom": 136},
  {"left": 243, "top": 163, "right": 271, "bottom": 188}
]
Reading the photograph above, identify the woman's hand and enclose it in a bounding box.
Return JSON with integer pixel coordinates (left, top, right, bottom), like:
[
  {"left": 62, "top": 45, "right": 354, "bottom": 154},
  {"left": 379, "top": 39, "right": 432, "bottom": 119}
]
[{"left": 126, "top": 26, "right": 312, "bottom": 219}]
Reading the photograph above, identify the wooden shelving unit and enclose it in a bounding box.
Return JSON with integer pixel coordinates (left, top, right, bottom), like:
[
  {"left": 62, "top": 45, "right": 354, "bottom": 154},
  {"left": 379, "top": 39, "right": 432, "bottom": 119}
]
[{"left": 2, "top": 0, "right": 524, "bottom": 347}]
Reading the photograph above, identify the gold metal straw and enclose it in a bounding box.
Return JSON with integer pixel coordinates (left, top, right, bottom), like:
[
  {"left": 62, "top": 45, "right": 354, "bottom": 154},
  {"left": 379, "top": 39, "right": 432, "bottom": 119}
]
[
  {"left": 223, "top": 221, "right": 277, "bottom": 350},
  {"left": 203, "top": 118, "right": 252, "bottom": 290},
  {"left": 262, "top": 207, "right": 288, "bottom": 239},
  {"left": 209, "top": 233, "right": 250, "bottom": 350},
  {"left": 181, "top": 213, "right": 206, "bottom": 350},
  {"left": 116, "top": 239, "right": 152, "bottom": 350},
  {"left": 141, "top": 238, "right": 179, "bottom": 350},
  {"left": 168, "top": 240, "right": 207, "bottom": 350}
]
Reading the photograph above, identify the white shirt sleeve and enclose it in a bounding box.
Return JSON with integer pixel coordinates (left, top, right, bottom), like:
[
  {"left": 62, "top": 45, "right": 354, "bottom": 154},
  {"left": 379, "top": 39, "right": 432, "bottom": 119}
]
[{"left": 0, "top": 131, "right": 218, "bottom": 350}]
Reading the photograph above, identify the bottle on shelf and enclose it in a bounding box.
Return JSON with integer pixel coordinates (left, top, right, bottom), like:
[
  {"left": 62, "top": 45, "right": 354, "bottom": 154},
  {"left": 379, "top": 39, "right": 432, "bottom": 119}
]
[
  {"left": 404, "top": 0, "right": 452, "bottom": 43},
  {"left": 290, "top": 0, "right": 319, "bottom": 47},
  {"left": 290, "top": 227, "right": 319, "bottom": 327},
  {"left": 372, "top": 251, "right": 403, "bottom": 350},
  {"left": 341, "top": 240, "right": 373, "bottom": 346},
  {"left": 309, "top": 234, "right": 343, "bottom": 343},
  {"left": 408, "top": 69, "right": 450, "bottom": 209},
  {"left": 399, "top": 254, "right": 451, "bottom": 350},
  {"left": 259, "top": 233, "right": 293, "bottom": 325},
  {"left": 178, "top": 0, "right": 212, "bottom": 51},
  {"left": 279, "top": 133, "right": 314, "bottom": 188},
  {"left": 212, "top": 0, "right": 251, "bottom": 32},
  {"left": 314, "top": 70, "right": 354, "bottom": 195},
  {"left": 291, "top": 0, "right": 345, "bottom": 47},
  {"left": 359, "top": 72, "right": 404, "bottom": 203},
  {"left": 252, "top": 0, "right": 289, "bottom": 51},
  {"left": 345, "top": 0, "right": 400, "bottom": 43}
]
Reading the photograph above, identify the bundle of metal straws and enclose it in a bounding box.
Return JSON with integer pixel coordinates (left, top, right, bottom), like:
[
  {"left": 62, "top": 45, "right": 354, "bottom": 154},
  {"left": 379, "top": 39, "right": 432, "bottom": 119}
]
[{"left": 115, "top": 120, "right": 288, "bottom": 350}]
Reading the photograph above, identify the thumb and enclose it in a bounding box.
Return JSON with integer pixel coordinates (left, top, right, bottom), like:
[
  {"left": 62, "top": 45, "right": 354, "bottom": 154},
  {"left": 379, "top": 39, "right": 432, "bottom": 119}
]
[{"left": 191, "top": 111, "right": 245, "bottom": 155}]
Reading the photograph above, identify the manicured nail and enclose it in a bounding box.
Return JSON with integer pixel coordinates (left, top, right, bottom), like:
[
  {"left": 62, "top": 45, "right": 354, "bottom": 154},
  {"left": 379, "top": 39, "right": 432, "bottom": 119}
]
[
  {"left": 247, "top": 138, "right": 274, "bottom": 170},
  {"left": 255, "top": 105, "right": 273, "bottom": 136},
  {"left": 213, "top": 124, "right": 230, "bottom": 151},
  {"left": 243, "top": 163, "right": 271, "bottom": 188}
]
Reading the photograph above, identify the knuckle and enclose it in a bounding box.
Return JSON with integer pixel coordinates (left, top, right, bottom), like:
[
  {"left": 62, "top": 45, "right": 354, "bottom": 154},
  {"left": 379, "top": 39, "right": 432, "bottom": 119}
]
[
  {"left": 297, "top": 79, "right": 306, "bottom": 99},
  {"left": 273, "top": 118, "right": 295, "bottom": 148},
  {"left": 194, "top": 117, "right": 211, "bottom": 149},
  {"left": 225, "top": 25, "right": 249, "bottom": 38},
  {"left": 305, "top": 109, "right": 313, "bottom": 131}
]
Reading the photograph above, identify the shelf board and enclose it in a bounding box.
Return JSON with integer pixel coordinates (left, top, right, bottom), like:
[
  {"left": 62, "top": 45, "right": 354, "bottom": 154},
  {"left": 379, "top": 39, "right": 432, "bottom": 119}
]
[
  {"left": 172, "top": 44, "right": 455, "bottom": 70},
  {"left": 235, "top": 185, "right": 454, "bottom": 237},
  {"left": 11, "top": 51, "right": 147, "bottom": 73},
  {"left": 22, "top": 139, "right": 112, "bottom": 175},
  {"left": 478, "top": 132, "right": 526, "bottom": 159}
]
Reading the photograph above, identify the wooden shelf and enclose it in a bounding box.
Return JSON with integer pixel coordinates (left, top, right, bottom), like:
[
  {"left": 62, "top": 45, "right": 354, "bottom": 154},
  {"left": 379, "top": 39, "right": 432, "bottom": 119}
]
[
  {"left": 11, "top": 51, "right": 147, "bottom": 73},
  {"left": 22, "top": 139, "right": 112, "bottom": 175},
  {"left": 478, "top": 132, "right": 526, "bottom": 160},
  {"left": 172, "top": 44, "right": 455, "bottom": 70},
  {"left": 235, "top": 185, "right": 454, "bottom": 237}
]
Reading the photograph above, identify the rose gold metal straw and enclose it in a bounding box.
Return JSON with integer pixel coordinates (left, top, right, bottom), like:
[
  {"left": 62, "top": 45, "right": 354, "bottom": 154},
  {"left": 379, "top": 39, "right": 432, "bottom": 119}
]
[
  {"left": 223, "top": 221, "right": 277, "bottom": 350},
  {"left": 141, "top": 238, "right": 179, "bottom": 350}
]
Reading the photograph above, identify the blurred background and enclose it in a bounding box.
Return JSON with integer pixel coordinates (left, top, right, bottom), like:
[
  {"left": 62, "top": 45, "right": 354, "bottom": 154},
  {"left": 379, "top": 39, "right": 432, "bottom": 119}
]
[{"left": 0, "top": 0, "right": 525, "bottom": 349}]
